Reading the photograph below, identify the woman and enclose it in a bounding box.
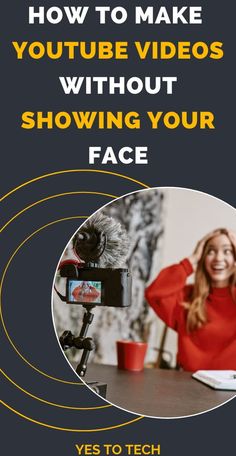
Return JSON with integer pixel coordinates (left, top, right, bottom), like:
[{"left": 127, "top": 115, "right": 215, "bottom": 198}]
[
  {"left": 145, "top": 228, "right": 236, "bottom": 371},
  {"left": 72, "top": 281, "right": 100, "bottom": 303}
]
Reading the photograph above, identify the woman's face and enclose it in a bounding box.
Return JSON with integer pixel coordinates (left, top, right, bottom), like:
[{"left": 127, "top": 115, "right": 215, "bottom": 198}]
[{"left": 204, "top": 234, "right": 236, "bottom": 287}]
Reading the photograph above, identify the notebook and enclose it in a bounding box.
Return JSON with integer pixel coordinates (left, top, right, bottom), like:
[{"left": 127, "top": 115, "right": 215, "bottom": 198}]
[{"left": 192, "top": 370, "right": 236, "bottom": 390}]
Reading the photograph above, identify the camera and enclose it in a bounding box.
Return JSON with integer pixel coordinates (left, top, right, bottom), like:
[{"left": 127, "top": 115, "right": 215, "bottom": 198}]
[{"left": 60, "top": 264, "right": 131, "bottom": 307}]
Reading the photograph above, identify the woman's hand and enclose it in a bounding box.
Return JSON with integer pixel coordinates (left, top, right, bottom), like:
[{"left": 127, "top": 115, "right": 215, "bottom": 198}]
[{"left": 188, "top": 229, "right": 222, "bottom": 270}]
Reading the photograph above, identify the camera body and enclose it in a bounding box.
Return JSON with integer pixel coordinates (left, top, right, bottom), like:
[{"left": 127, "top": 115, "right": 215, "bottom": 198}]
[{"left": 60, "top": 264, "right": 131, "bottom": 307}]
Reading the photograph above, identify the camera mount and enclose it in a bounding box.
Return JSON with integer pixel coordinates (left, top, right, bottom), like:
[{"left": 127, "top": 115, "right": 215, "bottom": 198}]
[
  {"left": 59, "top": 305, "right": 96, "bottom": 377},
  {"left": 55, "top": 214, "right": 131, "bottom": 393}
]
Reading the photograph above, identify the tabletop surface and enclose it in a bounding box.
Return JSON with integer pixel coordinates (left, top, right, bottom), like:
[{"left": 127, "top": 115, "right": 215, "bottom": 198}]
[{"left": 84, "top": 363, "right": 236, "bottom": 418}]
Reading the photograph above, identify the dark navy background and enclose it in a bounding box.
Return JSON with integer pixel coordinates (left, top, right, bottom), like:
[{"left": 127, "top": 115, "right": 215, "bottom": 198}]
[{"left": 1, "top": 1, "right": 235, "bottom": 455}]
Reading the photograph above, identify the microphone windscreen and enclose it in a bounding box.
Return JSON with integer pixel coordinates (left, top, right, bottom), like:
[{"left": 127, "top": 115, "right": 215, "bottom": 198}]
[{"left": 73, "top": 213, "right": 129, "bottom": 267}]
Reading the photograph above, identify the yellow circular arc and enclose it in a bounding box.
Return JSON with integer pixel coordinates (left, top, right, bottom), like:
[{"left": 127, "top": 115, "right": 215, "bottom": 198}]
[
  {"left": 0, "top": 216, "right": 92, "bottom": 385},
  {"left": 0, "top": 169, "right": 150, "bottom": 203},
  {"left": 0, "top": 187, "right": 117, "bottom": 384},
  {"left": 0, "top": 171, "right": 150, "bottom": 429},
  {"left": 0, "top": 369, "right": 111, "bottom": 410},
  {"left": 0, "top": 191, "right": 118, "bottom": 233},
  {"left": 0, "top": 400, "right": 144, "bottom": 433}
]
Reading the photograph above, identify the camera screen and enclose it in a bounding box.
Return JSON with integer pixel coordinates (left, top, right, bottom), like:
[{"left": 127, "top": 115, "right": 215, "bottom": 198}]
[{"left": 67, "top": 280, "right": 102, "bottom": 304}]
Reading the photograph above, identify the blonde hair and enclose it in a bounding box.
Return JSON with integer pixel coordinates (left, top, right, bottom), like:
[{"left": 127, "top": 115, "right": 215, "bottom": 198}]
[{"left": 186, "top": 229, "right": 236, "bottom": 332}]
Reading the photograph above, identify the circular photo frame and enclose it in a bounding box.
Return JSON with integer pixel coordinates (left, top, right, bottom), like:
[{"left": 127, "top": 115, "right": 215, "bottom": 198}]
[{"left": 52, "top": 187, "right": 236, "bottom": 418}]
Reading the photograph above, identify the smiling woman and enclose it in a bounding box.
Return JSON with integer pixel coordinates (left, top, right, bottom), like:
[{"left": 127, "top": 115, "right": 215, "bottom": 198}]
[
  {"left": 145, "top": 228, "right": 236, "bottom": 371},
  {"left": 202, "top": 231, "right": 236, "bottom": 288}
]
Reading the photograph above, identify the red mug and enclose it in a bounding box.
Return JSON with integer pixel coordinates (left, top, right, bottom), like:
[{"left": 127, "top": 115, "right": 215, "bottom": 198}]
[{"left": 116, "top": 340, "right": 148, "bottom": 372}]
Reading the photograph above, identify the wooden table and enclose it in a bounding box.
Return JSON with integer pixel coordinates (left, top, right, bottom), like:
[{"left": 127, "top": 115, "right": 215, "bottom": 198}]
[{"left": 84, "top": 364, "right": 236, "bottom": 417}]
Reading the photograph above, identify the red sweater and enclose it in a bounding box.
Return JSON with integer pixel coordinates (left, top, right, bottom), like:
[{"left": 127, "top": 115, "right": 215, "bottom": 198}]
[{"left": 145, "top": 258, "right": 236, "bottom": 371}]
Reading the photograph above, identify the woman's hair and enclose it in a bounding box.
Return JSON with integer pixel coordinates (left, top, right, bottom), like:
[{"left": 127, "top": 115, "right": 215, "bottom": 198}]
[{"left": 186, "top": 229, "right": 236, "bottom": 332}]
